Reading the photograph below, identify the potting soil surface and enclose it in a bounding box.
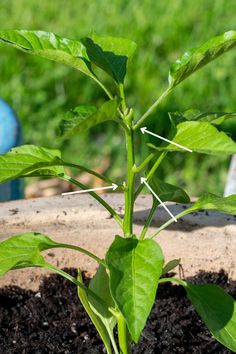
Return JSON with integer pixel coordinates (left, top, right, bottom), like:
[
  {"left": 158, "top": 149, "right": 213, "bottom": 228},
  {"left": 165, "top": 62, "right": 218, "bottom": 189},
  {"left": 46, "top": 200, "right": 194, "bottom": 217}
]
[{"left": 0, "top": 269, "right": 235, "bottom": 354}]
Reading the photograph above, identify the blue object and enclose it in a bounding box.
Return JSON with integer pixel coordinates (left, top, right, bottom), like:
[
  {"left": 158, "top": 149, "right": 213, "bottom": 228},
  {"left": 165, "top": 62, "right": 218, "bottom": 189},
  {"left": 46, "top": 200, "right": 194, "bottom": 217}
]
[{"left": 0, "top": 99, "right": 24, "bottom": 201}]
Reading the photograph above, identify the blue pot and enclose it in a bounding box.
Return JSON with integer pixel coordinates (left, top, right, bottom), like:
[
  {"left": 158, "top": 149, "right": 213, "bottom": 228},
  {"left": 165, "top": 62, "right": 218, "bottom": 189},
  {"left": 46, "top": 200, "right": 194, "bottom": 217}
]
[{"left": 0, "top": 99, "right": 24, "bottom": 201}]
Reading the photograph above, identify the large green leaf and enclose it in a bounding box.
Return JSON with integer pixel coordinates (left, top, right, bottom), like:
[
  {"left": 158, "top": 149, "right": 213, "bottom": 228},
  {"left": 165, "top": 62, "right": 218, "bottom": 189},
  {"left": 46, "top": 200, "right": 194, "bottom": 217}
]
[
  {"left": 0, "top": 145, "right": 65, "bottom": 182},
  {"left": 186, "top": 284, "right": 236, "bottom": 352},
  {"left": 148, "top": 121, "right": 236, "bottom": 155},
  {"left": 0, "top": 232, "right": 58, "bottom": 275},
  {"left": 59, "top": 98, "right": 118, "bottom": 138},
  {"left": 169, "top": 30, "right": 236, "bottom": 88},
  {"left": 105, "top": 235, "right": 164, "bottom": 343},
  {"left": 81, "top": 32, "right": 137, "bottom": 83},
  {"left": 0, "top": 30, "right": 95, "bottom": 79},
  {"left": 169, "top": 109, "right": 236, "bottom": 126},
  {"left": 149, "top": 176, "right": 190, "bottom": 204}
]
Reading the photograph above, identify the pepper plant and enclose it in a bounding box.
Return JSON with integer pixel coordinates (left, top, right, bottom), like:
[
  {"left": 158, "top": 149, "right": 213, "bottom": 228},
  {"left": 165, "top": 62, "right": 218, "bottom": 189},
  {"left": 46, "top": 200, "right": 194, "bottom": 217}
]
[{"left": 0, "top": 30, "right": 236, "bottom": 353}]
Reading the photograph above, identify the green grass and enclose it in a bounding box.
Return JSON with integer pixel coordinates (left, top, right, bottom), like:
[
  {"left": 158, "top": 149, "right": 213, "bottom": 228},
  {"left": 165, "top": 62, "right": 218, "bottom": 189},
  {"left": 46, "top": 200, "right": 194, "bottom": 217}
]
[{"left": 0, "top": 0, "right": 236, "bottom": 196}]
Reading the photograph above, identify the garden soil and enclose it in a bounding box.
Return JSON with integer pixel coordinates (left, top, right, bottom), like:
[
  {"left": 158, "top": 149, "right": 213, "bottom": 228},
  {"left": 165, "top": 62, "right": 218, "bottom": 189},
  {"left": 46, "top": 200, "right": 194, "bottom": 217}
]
[{"left": 0, "top": 269, "right": 235, "bottom": 354}]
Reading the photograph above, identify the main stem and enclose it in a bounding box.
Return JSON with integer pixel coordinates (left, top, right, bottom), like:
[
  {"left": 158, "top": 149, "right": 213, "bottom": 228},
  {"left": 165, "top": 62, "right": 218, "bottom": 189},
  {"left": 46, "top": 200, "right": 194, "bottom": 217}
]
[
  {"left": 118, "top": 85, "right": 135, "bottom": 354},
  {"left": 123, "top": 127, "right": 135, "bottom": 237}
]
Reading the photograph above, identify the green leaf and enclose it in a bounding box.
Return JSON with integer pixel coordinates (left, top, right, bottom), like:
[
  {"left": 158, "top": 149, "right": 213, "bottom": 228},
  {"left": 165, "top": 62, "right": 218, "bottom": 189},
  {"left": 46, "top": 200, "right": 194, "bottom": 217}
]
[
  {"left": 59, "top": 98, "right": 118, "bottom": 138},
  {"left": 0, "top": 232, "right": 58, "bottom": 275},
  {"left": 162, "top": 259, "right": 181, "bottom": 275},
  {"left": 89, "top": 265, "right": 116, "bottom": 328},
  {"left": 0, "top": 30, "right": 96, "bottom": 79},
  {"left": 0, "top": 144, "right": 110, "bottom": 184},
  {"left": 81, "top": 32, "right": 137, "bottom": 83},
  {"left": 105, "top": 235, "right": 164, "bottom": 343},
  {"left": 169, "top": 109, "right": 236, "bottom": 126},
  {"left": 169, "top": 30, "right": 236, "bottom": 88},
  {"left": 185, "top": 284, "right": 236, "bottom": 352},
  {"left": 182, "top": 193, "right": 236, "bottom": 216},
  {"left": 78, "top": 271, "right": 114, "bottom": 354},
  {"left": 0, "top": 145, "right": 65, "bottom": 182},
  {"left": 149, "top": 176, "right": 190, "bottom": 204},
  {"left": 148, "top": 121, "right": 236, "bottom": 155}
]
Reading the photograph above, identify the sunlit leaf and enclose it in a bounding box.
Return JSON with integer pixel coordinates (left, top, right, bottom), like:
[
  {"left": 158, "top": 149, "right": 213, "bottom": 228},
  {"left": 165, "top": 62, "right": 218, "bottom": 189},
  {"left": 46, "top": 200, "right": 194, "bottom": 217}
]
[
  {"left": 0, "top": 145, "right": 65, "bottom": 182},
  {"left": 0, "top": 144, "right": 109, "bottom": 184},
  {"left": 0, "top": 30, "right": 96, "bottom": 79},
  {"left": 106, "top": 235, "right": 164, "bottom": 342},
  {"left": 169, "top": 30, "right": 236, "bottom": 88},
  {"left": 0, "top": 233, "right": 58, "bottom": 275},
  {"left": 181, "top": 193, "right": 236, "bottom": 216},
  {"left": 82, "top": 32, "right": 137, "bottom": 83},
  {"left": 148, "top": 121, "right": 236, "bottom": 155}
]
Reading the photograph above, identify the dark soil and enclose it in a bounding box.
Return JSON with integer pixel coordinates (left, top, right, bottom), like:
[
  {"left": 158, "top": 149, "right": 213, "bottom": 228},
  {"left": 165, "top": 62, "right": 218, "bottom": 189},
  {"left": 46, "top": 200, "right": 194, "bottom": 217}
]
[{"left": 0, "top": 269, "right": 235, "bottom": 354}]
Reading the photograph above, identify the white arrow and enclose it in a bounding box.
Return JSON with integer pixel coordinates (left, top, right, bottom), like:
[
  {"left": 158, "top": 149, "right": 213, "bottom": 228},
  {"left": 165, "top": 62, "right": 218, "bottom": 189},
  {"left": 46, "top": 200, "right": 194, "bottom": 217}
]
[
  {"left": 141, "top": 127, "right": 192, "bottom": 152},
  {"left": 62, "top": 183, "right": 118, "bottom": 196},
  {"left": 141, "top": 177, "right": 177, "bottom": 222}
]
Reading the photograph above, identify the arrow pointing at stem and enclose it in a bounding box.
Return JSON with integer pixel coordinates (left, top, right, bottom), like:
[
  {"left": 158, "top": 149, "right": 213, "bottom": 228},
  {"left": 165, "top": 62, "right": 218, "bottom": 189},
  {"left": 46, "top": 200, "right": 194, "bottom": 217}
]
[
  {"left": 62, "top": 183, "right": 118, "bottom": 196},
  {"left": 141, "top": 177, "right": 177, "bottom": 222},
  {"left": 140, "top": 126, "right": 192, "bottom": 152}
]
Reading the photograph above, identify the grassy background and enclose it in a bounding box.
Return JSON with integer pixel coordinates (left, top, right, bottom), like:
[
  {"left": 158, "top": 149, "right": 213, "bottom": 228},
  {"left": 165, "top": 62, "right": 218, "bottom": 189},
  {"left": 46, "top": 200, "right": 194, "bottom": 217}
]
[{"left": 0, "top": 0, "right": 236, "bottom": 196}]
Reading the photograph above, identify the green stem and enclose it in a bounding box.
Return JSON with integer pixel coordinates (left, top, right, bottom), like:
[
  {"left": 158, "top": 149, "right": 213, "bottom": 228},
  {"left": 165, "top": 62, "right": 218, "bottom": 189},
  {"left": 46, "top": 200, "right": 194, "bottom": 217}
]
[
  {"left": 139, "top": 199, "right": 158, "bottom": 240},
  {"left": 62, "top": 161, "right": 112, "bottom": 184},
  {"left": 159, "top": 277, "right": 187, "bottom": 287},
  {"left": 117, "top": 84, "right": 135, "bottom": 237},
  {"left": 134, "top": 152, "right": 167, "bottom": 200},
  {"left": 62, "top": 175, "right": 123, "bottom": 228},
  {"left": 44, "top": 263, "right": 108, "bottom": 307},
  {"left": 56, "top": 243, "right": 107, "bottom": 267},
  {"left": 118, "top": 315, "right": 130, "bottom": 354},
  {"left": 133, "top": 88, "right": 171, "bottom": 130},
  {"left": 149, "top": 208, "right": 189, "bottom": 239},
  {"left": 146, "top": 151, "right": 168, "bottom": 180},
  {"left": 119, "top": 83, "right": 127, "bottom": 114},
  {"left": 93, "top": 76, "right": 114, "bottom": 100},
  {"left": 133, "top": 152, "right": 155, "bottom": 173},
  {"left": 123, "top": 128, "right": 135, "bottom": 236}
]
